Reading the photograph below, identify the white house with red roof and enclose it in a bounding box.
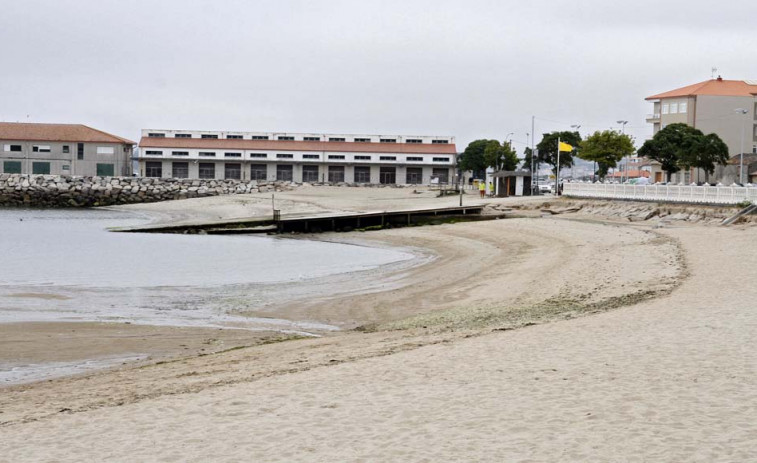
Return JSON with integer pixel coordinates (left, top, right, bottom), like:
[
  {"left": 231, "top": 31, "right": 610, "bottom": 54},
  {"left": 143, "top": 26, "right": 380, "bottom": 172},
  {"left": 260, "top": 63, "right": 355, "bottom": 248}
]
[{"left": 137, "top": 129, "right": 457, "bottom": 185}]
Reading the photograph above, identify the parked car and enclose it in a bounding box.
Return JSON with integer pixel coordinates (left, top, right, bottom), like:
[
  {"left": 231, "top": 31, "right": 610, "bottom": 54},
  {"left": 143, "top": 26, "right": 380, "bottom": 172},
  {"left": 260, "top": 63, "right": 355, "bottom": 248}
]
[{"left": 538, "top": 184, "right": 553, "bottom": 194}]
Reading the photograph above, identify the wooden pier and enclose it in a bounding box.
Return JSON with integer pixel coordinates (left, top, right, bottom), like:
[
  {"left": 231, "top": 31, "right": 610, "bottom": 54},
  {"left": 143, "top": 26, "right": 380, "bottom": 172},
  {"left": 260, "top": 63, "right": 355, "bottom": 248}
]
[{"left": 112, "top": 205, "right": 488, "bottom": 235}]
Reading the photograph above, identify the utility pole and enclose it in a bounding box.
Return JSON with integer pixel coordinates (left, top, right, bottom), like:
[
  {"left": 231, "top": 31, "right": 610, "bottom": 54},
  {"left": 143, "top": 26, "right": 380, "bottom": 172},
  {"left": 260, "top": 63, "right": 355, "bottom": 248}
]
[{"left": 531, "top": 115, "right": 536, "bottom": 195}]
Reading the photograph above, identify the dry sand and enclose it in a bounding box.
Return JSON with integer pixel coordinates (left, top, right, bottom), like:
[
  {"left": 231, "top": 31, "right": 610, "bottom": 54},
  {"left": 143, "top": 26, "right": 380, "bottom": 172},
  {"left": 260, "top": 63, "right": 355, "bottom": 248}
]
[{"left": 1, "top": 191, "right": 755, "bottom": 461}]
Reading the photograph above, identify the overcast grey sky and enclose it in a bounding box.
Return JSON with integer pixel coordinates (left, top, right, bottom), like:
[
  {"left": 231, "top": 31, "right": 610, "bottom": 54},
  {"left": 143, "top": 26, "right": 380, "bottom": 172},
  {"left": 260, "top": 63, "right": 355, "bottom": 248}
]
[{"left": 1, "top": 0, "right": 755, "bottom": 152}]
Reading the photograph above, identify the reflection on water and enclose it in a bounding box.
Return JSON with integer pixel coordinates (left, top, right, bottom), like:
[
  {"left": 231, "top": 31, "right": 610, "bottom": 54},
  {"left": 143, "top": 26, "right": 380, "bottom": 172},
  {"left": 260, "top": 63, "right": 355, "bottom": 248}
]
[{"left": 0, "top": 208, "right": 415, "bottom": 331}]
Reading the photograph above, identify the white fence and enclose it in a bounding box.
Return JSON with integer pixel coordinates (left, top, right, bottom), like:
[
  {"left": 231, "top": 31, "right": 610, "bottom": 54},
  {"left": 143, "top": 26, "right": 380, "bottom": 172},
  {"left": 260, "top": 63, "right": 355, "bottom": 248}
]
[{"left": 563, "top": 182, "right": 757, "bottom": 205}]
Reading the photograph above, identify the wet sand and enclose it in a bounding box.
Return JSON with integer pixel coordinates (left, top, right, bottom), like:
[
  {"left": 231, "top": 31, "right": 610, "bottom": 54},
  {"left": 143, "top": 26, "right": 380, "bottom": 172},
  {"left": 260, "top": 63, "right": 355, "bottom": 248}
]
[{"left": 0, "top": 322, "right": 280, "bottom": 385}]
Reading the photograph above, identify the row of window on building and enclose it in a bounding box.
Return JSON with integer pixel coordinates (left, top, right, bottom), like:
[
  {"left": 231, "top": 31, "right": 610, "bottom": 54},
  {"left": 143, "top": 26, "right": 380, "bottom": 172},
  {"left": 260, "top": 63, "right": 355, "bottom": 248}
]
[
  {"left": 144, "top": 162, "right": 450, "bottom": 184},
  {"left": 142, "top": 150, "right": 451, "bottom": 163},
  {"left": 3, "top": 160, "right": 115, "bottom": 176},
  {"left": 146, "top": 133, "right": 450, "bottom": 144},
  {"left": 661, "top": 102, "right": 688, "bottom": 115},
  {"left": 3, "top": 143, "right": 120, "bottom": 159}
]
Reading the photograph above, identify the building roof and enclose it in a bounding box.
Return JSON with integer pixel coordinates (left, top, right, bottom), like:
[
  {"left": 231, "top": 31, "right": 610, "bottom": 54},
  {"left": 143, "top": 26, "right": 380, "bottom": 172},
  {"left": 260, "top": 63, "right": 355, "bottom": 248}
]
[
  {"left": 646, "top": 78, "right": 757, "bottom": 100},
  {"left": 607, "top": 170, "right": 649, "bottom": 178},
  {"left": 0, "top": 122, "right": 135, "bottom": 144},
  {"left": 139, "top": 137, "right": 458, "bottom": 154},
  {"left": 492, "top": 170, "right": 531, "bottom": 178},
  {"left": 727, "top": 154, "right": 757, "bottom": 165}
]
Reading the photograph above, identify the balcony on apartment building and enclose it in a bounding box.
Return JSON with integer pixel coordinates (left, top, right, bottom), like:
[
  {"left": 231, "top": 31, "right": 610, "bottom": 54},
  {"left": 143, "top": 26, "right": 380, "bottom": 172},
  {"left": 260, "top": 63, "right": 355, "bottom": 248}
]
[{"left": 646, "top": 113, "right": 661, "bottom": 122}]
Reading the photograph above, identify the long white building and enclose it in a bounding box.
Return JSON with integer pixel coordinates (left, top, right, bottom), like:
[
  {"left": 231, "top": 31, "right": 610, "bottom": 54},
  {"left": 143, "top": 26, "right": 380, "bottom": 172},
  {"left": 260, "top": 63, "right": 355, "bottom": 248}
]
[{"left": 137, "top": 130, "right": 457, "bottom": 185}]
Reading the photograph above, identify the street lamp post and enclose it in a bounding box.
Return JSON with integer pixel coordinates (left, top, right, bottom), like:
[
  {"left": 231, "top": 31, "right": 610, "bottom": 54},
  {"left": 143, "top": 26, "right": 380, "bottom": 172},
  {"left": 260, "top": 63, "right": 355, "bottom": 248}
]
[
  {"left": 735, "top": 108, "right": 748, "bottom": 184},
  {"left": 617, "top": 120, "right": 628, "bottom": 182}
]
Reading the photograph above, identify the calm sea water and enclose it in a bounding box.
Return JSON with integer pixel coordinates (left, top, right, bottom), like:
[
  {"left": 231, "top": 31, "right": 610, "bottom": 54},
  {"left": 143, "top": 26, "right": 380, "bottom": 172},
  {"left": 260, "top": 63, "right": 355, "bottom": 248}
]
[{"left": 0, "top": 208, "right": 416, "bottom": 331}]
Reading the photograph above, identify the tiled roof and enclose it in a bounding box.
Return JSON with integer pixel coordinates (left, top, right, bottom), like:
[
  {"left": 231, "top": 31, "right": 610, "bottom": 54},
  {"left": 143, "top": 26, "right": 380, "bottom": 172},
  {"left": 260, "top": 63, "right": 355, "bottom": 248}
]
[
  {"left": 646, "top": 79, "right": 757, "bottom": 100},
  {"left": 139, "top": 137, "right": 458, "bottom": 154},
  {"left": 607, "top": 170, "right": 649, "bottom": 178},
  {"left": 0, "top": 122, "right": 135, "bottom": 144}
]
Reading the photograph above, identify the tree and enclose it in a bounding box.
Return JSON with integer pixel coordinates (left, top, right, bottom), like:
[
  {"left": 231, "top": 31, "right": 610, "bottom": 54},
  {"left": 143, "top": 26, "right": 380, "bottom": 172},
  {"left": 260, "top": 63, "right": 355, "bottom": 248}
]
[
  {"left": 689, "top": 133, "right": 729, "bottom": 183},
  {"left": 638, "top": 123, "right": 701, "bottom": 182},
  {"left": 534, "top": 131, "right": 582, "bottom": 174},
  {"left": 483, "top": 140, "right": 519, "bottom": 172},
  {"left": 458, "top": 139, "right": 489, "bottom": 177},
  {"left": 578, "top": 130, "right": 635, "bottom": 180}
]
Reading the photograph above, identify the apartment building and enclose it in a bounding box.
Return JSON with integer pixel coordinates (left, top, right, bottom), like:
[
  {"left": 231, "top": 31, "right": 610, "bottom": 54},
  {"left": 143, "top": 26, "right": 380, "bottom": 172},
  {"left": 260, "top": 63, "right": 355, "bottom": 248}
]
[
  {"left": 137, "top": 130, "right": 457, "bottom": 185},
  {"left": 645, "top": 77, "right": 757, "bottom": 183},
  {"left": 0, "top": 123, "right": 134, "bottom": 176}
]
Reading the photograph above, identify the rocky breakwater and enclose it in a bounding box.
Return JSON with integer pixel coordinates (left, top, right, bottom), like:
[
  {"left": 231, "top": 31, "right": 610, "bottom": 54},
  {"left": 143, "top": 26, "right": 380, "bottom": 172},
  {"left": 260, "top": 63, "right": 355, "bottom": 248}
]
[{"left": 0, "top": 174, "right": 297, "bottom": 207}]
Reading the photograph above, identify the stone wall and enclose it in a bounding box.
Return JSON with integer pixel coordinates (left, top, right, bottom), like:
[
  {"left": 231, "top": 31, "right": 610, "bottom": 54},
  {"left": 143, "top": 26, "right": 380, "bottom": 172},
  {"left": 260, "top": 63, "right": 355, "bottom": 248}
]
[{"left": 0, "top": 174, "right": 298, "bottom": 207}]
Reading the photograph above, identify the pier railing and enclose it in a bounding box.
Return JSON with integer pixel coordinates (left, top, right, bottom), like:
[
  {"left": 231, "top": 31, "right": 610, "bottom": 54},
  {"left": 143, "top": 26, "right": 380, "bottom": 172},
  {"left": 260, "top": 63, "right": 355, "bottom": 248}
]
[{"left": 563, "top": 182, "right": 757, "bottom": 205}]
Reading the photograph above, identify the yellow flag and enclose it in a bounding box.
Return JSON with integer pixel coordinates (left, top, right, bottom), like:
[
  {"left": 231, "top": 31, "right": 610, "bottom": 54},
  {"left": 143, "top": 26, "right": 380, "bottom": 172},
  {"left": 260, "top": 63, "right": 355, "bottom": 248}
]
[{"left": 558, "top": 141, "right": 573, "bottom": 152}]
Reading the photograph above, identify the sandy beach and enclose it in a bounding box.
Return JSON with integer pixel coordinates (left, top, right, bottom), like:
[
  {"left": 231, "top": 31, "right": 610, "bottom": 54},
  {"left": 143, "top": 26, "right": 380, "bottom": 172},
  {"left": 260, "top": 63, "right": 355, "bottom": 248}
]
[{"left": 1, "top": 188, "right": 756, "bottom": 461}]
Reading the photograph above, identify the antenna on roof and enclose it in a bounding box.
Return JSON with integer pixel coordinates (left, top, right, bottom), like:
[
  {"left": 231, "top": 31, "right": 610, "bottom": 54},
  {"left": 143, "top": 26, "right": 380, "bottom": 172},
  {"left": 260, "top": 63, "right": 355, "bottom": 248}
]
[{"left": 711, "top": 67, "right": 718, "bottom": 79}]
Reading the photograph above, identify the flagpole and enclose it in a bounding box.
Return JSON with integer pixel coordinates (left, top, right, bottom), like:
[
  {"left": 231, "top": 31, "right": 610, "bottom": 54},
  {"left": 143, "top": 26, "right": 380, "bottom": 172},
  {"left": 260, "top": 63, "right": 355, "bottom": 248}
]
[{"left": 556, "top": 137, "right": 560, "bottom": 196}]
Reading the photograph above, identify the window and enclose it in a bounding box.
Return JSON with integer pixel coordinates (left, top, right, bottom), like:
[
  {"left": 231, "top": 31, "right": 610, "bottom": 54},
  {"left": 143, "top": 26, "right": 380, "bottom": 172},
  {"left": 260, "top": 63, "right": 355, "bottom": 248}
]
[
  {"left": 278, "top": 136, "right": 295, "bottom": 141},
  {"left": 77, "top": 143, "right": 84, "bottom": 160},
  {"left": 304, "top": 137, "right": 320, "bottom": 141},
  {"left": 354, "top": 166, "right": 371, "bottom": 183},
  {"left": 379, "top": 166, "right": 396, "bottom": 184},
  {"left": 328, "top": 165, "right": 344, "bottom": 183},
  {"left": 662, "top": 104, "right": 669, "bottom": 115},
  {"left": 172, "top": 162, "right": 189, "bottom": 179},
  {"left": 62, "top": 145, "right": 70, "bottom": 153},
  {"left": 145, "top": 161, "right": 162, "bottom": 177},
  {"left": 406, "top": 139, "right": 422, "bottom": 144},
  {"left": 32, "top": 162, "right": 50, "bottom": 175},
  {"left": 201, "top": 134, "right": 218, "bottom": 139},
  {"left": 380, "top": 139, "right": 396, "bottom": 143},
  {"left": 277, "top": 153, "right": 293, "bottom": 159},
  {"left": 354, "top": 138, "right": 371, "bottom": 142},
  {"left": 224, "top": 163, "right": 241, "bottom": 180},
  {"left": 250, "top": 164, "right": 267, "bottom": 180},
  {"left": 276, "top": 164, "right": 293, "bottom": 181},
  {"left": 432, "top": 168, "right": 449, "bottom": 183},
  {"left": 172, "top": 151, "right": 189, "bottom": 156},
  {"left": 380, "top": 156, "right": 396, "bottom": 161},
  {"left": 670, "top": 103, "right": 678, "bottom": 114},
  {"left": 406, "top": 167, "right": 423, "bottom": 184},
  {"left": 148, "top": 133, "right": 165, "bottom": 138},
  {"left": 251, "top": 135, "right": 269, "bottom": 140},
  {"left": 3, "top": 161, "right": 21, "bottom": 174},
  {"left": 354, "top": 155, "right": 371, "bottom": 160},
  {"left": 199, "top": 152, "right": 216, "bottom": 157},
  {"left": 302, "top": 165, "right": 319, "bottom": 182},
  {"left": 329, "top": 137, "right": 345, "bottom": 142},
  {"left": 62, "top": 164, "right": 70, "bottom": 171},
  {"left": 33, "top": 145, "right": 51, "bottom": 152},
  {"left": 250, "top": 153, "right": 267, "bottom": 158},
  {"left": 97, "top": 163, "right": 115, "bottom": 176},
  {"left": 226, "top": 135, "right": 243, "bottom": 139},
  {"left": 433, "top": 157, "right": 450, "bottom": 162},
  {"left": 4, "top": 144, "right": 22, "bottom": 152},
  {"left": 432, "top": 140, "right": 449, "bottom": 144},
  {"left": 407, "top": 156, "right": 423, "bottom": 162},
  {"left": 199, "top": 162, "right": 215, "bottom": 179},
  {"left": 97, "top": 146, "right": 115, "bottom": 155},
  {"left": 679, "top": 102, "right": 687, "bottom": 113},
  {"left": 175, "top": 133, "right": 192, "bottom": 138},
  {"left": 303, "top": 154, "right": 320, "bottom": 159},
  {"left": 146, "top": 150, "right": 163, "bottom": 156},
  {"left": 328, "top": 155, "right": 345, "bottom": 160},
  {"left": 224, "top": 152, "right": 242, "bottom": 158}
]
